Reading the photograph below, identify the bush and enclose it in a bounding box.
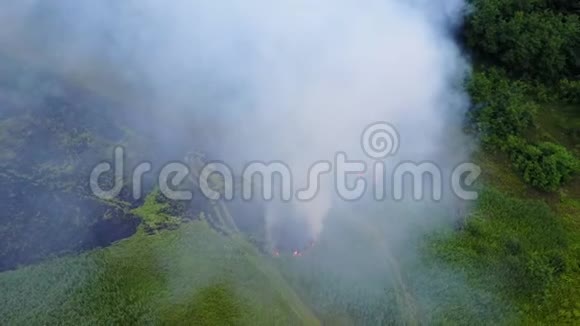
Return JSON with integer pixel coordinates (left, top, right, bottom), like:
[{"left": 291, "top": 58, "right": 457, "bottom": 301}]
[
  {"left": 131, "top": 190, "right": 182, "bottom": 232},
  {"left": 503, "top": 252, "right": 555, "bottom": 298},
  {"left": 558, "top": 79, "right": 580, "bottom": 103},
  {"left": 468, "top": 69, "right": 537, "bottom": 146},
  {"left": 507, "top": 137, "right": 579, "bottom": 191}
]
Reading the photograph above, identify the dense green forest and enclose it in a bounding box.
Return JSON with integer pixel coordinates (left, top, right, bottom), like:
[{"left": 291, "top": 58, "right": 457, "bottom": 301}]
[{"left": 0, "top": 0, "right": 579, "bottom": 325}]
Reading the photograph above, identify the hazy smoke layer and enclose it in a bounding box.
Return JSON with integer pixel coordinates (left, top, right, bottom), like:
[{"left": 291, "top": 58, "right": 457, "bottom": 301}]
[{"left": 1, "top": 0, "right": 470, "bottom": 247}]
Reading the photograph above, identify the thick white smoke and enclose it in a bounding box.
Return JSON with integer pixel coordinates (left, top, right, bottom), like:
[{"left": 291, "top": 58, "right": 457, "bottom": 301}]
[{"left": 0, "top": 0, "right": 470, "bottom": 248}]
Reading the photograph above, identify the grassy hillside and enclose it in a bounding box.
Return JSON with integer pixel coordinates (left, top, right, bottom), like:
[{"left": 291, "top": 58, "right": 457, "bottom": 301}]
[{"left": 0, "top": 221, "right": 319, "bottom": 325}]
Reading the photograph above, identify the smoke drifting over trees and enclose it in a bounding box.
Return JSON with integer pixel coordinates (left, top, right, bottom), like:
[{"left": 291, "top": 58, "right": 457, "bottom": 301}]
[{"left": 0, "top": 1, "right": 483, "bottom": 322}]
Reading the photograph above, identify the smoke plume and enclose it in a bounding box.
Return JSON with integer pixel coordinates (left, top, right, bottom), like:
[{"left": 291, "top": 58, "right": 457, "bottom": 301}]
[{"left": 1, "top": 0, "right": 471, "bottom": 255}]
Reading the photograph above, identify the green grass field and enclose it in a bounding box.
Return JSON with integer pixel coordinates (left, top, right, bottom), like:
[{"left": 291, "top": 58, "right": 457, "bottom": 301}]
[
  {"left": 425, "top": 101, "right": 580, "bottom": 324},
  {"left": 0, "top": 221, "right": 318, "bottom": 325}
]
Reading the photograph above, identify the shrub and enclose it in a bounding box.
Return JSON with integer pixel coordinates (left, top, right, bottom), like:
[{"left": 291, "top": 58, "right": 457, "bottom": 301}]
[
  {"left": 507, "top": 137, "right": 579, "bottom": 191},
  {"left": 558, "top": 79, "right": 580, "bottom": 103},
  {"left": 503, "top": 252, "right": 555, "bottom": 298},
  {"left": 468, "top": 70, "right": 537, "bottom": 146}
]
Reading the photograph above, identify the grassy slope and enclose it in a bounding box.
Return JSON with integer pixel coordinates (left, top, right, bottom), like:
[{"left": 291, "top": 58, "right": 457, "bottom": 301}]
[
  {"left": 0, "top": 54, "right": 319, "bottom": 325},
  {"left": 0, "top": 221, "right": 319, "bottom": 325},
  {"left": 429, "top": 103, "right": 580, "bottom": 324}
]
